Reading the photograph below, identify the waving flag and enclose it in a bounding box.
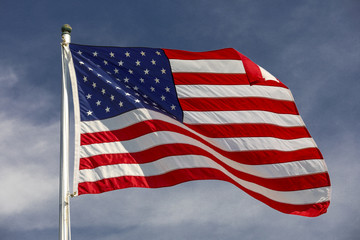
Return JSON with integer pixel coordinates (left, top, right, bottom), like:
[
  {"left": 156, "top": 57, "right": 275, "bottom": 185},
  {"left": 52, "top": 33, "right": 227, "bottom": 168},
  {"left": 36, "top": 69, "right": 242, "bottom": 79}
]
[{"left": 67, "top": 44, "right": 330, "bottom": 217}]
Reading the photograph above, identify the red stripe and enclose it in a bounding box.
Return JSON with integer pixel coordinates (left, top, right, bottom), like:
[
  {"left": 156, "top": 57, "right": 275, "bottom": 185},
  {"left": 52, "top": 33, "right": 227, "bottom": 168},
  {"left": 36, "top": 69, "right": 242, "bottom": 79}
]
[
  {"left": 82, "top": 131, "right": 322, "bottom": 170},
  {"left": 163, "top": 48, "right": 242, "bottom": 60},
  {"left": 165, "top": 48, "right": 288, "bottom": 87},
  {"left": 79, "top": 143, "right": 329, "bottom": 191},
  {"left": 78, "top": 168, "right": 329, "bottom": 217},
  {"left": 80, "top": 142, "right": 319, "bottom": 169},
  {"left": 172, "top": 72, "right": 288, "bottom": 88},
  {"left": 179, "top": 97, "right": 298, "bottom": 114},
  {"left": 224, "top": 148, "right": 322, "bottom": 165},
  {"left": 81, "top": 143, "right": 322, "bottom": 168},
  {"left": 184, "top": 123, "right": 310, "bottom": 139},
  {"left": 81, "top": 120, "right": 310, "bottom": 147},
  {"left": 81, "top": 120, "right": 319, "bottom": 164},
  {"left": 173, "top": 73, "right": 249, "bottom": 85},
  {"left": 81, "top": 120, "right": 319, "bottom": 166}
]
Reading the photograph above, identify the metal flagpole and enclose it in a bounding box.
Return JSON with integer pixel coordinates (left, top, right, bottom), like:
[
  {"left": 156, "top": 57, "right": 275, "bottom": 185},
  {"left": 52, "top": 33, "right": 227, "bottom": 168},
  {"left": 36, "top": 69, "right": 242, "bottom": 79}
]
[{"left": 60, "top": 24, "right": 72, "bottom": 240}]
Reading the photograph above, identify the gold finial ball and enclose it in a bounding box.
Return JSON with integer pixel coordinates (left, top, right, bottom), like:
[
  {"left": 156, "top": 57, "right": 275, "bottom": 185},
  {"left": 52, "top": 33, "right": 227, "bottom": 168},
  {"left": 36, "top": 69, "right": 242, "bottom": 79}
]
[{"left": 61, "top": 24, "right": 72, "bottom": 35}]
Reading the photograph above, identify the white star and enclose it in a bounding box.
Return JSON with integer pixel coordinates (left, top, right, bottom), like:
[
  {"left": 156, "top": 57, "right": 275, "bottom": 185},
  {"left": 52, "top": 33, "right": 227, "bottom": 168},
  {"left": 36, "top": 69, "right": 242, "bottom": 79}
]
[
  {"left": 110, "top": 95, "right": 115, "bottom": 101},
  {"left": 165, "top": 87, "right": 170, "bottom": 92},
  {"left": 88, "top": 67, "right": 93, "bottom": 71},
  {"left": 79, "top": 61, "right": 84, "bottom": 65},
  {"left": 125, "top": 92, "right": 131, "bottom": 96},
  {"left": 105, "top": 107, "right": 110, "bottom": 112},
  {"left": 135, "top": 99, "right": 140, "bottom": 103},
  {"left": 125, "top": 85, "right": 131, "bottom": 89},
  {"left": 92, "top": 82, "right": 96, "bottom": 88},
  {"left": 77, "top": 50, "right": 82, "bottom": 55},
  {"left": 140, "top": 78, "right": 144, "bottom": 83},
  {"left": 134, "top": 86, "right": 139, "bottom": 91},
  {"left": 151, "top": 59, "right": 156, "bottom": 65},
  {"left": 86, "top": 94, "right": 92, "bottom": 99},
  {"left": 114, "top": 68, "right": 119, "bottom": 74},
  {"left": 125, "top": 51, "right": 130, "bottom": 57},
  {"left": 124, "top": 77, "right": 129, "bottom": 83},
  {"left": 140, "top": 51, "right": 146, "bottom": 56},
  {"left": 116, "top": 86, "right": 121, "bottom": 90},
  {"left": 106, "top": 80, "right": 112, "bottom": 84},
  {"left": 93, "top": 51, "right": 98, "bottom": 57},
  {"left": 104, "top": 60, "right": 108, "bottom": 65},
  {"left": 143, "top": 94, "right": 148, "bottom": 98},
  {"left": 135, "top": 60, "right": 141, "bottom": 66},
  {"left": 154, "top": 78, "right": 160, "bottom": 83},
  {"left": 96, "top": 100, "right": 101, "bottom": 106},
  {"left": 101, "top": 89, "right": 106, "bottom": 94},
  {"left": 83, "top": 76, "right": 88, "bottom": 82},
  {"left": 161, "top": 95, "right": 166, "bottom": 101},
  {"left": 150, "top": 86, "right": 155, "bottom": 92},
  {"left": 170, "top": 104, "right": 176, "bottom": 110},
  {"left": 86, "top": 110, "right": 93, "bottom": 116},
  {"left": 119, "top": 101, "right": 123, "bottom": 107},
  {"left": 135, "top": 92, "right": 140, "bottom": 96},
  {"left": 97, "top": 73, "right": 102, "bottom": 77},
  {"left": 110, "top": 52, "right": 115, "bottom": 57},
  {"left": 144, "top": 69, "right": 150, "bottom": 75},
  {"left": 156, "top": 51, "right": 161, "bottom": 55},
  {"left": 161, "top": 68, "right": 166, "bottom": 74},
  {"left": 118, "top": 61, "right": 124, "bottom": 66},
  {"left": 128, "top": 69, "right": 133, "bottom": 74}
]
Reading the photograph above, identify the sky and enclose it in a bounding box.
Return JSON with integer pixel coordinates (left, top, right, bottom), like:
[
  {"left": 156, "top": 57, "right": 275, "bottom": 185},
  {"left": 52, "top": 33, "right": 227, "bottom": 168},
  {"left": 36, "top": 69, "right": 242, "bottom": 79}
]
[{"left": 0, "top": 0, "right": 359, "bottom": 239}]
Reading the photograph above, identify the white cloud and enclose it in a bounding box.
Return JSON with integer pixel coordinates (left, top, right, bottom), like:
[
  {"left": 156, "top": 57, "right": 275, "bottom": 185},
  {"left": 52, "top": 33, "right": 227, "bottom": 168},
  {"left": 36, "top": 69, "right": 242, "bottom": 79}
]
[
  {"left": 0, "top": 163, "right": 57, "bottom": 215},
  {"left": 0, "top": 66, "right": 59, "bottom": 230}
]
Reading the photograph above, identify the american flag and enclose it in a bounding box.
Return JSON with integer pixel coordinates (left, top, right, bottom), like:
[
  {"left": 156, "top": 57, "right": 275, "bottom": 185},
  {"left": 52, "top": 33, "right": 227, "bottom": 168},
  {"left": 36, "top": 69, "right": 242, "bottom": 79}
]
[{"left": 68, "top": 44, "right": 330, "bottom": 217}]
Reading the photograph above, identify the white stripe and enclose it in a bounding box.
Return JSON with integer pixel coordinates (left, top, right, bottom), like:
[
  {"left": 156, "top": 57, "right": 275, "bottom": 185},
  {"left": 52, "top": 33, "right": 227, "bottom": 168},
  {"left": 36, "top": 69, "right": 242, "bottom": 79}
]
[
  {"left": 78, "top": 155, "right": 330, "bottom": 205},
  {"left": 78, "top": 156, "right": 326, "bottom": 182},
  {"left": 183, "top": 110, "right": 303, "bottom": 127},
  {"left": 81, "top": 108, "right": 161, "bottom": 134},
  {"left": 169, "top": 59, "right": 245, "bottom": 73},
  {"left": 80, "top": 108, "right": 315, "bottom": 156},
  {"left": 80, "top": 155, "right": 212, "bottom": 182},
  {"left": 259, "top": 65, "right": 279, "bottom": 82},
  {"left": 176, "top": 84, "right": 292, "bottom": 101},
  {"left": 80, "top": 131, "right": 315, "bottom": 157},
  {"left": 80, "top": 144, "right": 326, "bottom": 179},
  {"left": 79, "top": 110, "right": 326, "bottom": 179},
  {"left": 226, "top": 158, "right": 327, "bottom": 179},
  {"left": 80, "top": 133, "right": 325, "bottom": 179},
  {"left": 81, "top": 108, "right": 303, "bottom": 134}
]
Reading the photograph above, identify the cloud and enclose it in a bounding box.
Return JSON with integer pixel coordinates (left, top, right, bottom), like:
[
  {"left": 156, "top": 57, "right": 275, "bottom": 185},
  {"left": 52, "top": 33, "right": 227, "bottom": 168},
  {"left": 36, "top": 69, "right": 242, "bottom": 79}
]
[
  {"left": 69, "top": 182, "right": 270, "bottom": 239},
  {"left": 0, "top": 1, "right": 359, "bottom": 239},
  {"left": 0, "top": 162, "right": 57, "bottom": 216},
  {"left": 0, "top": 65, "right": 59, "bottom": 231}
]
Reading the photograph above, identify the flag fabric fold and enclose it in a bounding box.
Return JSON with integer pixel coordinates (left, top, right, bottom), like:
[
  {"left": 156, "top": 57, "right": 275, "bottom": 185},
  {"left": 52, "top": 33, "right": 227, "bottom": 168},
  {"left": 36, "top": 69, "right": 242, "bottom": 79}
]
[{"left": 67, "top": 44, "right": 330, "bottom": 217}]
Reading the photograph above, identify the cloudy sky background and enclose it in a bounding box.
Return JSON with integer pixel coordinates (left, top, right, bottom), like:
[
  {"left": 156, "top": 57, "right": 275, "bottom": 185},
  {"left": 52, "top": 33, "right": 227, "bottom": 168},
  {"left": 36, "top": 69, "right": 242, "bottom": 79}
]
[{"left": 0, "top": 0, "right": 359, "bottom": 239}]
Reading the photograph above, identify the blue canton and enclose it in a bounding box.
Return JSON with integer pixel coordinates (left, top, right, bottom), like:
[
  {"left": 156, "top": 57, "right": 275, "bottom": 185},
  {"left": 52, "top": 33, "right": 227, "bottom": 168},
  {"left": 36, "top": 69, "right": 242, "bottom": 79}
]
[{"left": 69, "top": 44, "right": 183, "bottom": 122}]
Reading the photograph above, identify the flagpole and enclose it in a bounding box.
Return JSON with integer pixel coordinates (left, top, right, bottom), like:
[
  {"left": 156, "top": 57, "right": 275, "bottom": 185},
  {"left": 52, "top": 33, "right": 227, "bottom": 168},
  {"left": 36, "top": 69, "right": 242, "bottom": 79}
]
[{"left": 60, "top": 24, "right": 72, "bottom": 240}]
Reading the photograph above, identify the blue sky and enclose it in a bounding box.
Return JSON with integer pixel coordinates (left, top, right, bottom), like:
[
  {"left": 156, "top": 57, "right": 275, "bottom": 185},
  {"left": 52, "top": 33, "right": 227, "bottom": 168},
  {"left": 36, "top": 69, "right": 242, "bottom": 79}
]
[{"left": 0, "top": 0, "right": 359, "bottom": 239}]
